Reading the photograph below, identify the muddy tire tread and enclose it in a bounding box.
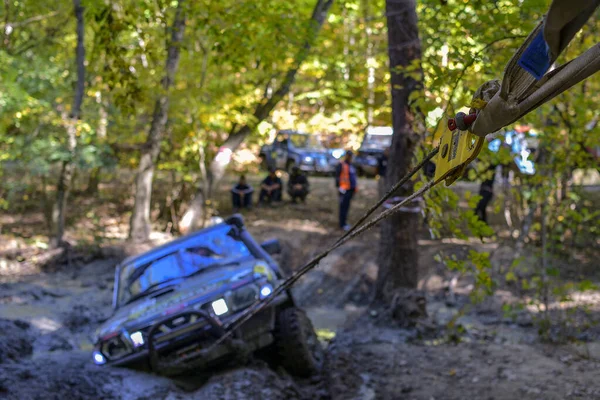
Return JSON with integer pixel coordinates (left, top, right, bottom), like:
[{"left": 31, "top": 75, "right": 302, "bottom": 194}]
[{"left": 274, "top": 307, "right": 322, "bottom": 377}]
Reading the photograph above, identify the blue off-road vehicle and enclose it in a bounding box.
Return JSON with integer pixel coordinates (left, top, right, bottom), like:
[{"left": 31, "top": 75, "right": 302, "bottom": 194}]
[
  {"left": 92, "top": 215, "right": 322, "bottom": 377},
  {"left": 259, "top": 130, "right": 337, "bottom": 175}
]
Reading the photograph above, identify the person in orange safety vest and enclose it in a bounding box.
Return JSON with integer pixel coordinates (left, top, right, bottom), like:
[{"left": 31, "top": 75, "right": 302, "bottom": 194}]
[{"left": 334, "top": 150, "right": 358, "bottom": 231}]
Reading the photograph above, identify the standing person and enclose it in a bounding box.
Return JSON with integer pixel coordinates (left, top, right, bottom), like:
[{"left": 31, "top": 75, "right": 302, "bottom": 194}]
[
  {"left": 475, "top": 133, "right": 503, "bottom": 224},
  {"left": 335, "top": 150, "right": 357, "bottom": 231},
  {"left": 231, "top": 175, "right": 254, "bottom": 211},
  {"left": 474, "top": 168, "right": 496, "bottom": 224},
  {"left": 287, "top": 166, "right": 310, "bottom": 203},
  {"left": 259, "top": 168, "right": 282, "bottom": 204},
  {"left": 377, "top": 147, "right": 390, "bottom": 196}
]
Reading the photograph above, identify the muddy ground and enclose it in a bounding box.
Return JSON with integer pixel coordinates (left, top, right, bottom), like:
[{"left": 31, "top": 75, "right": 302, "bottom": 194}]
[{"left": 1, "top": 176, "right": 600, "bottom": 399}]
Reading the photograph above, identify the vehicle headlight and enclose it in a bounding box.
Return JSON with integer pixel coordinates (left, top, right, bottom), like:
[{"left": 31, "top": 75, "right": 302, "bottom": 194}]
[
  {"left": 303, "top": 156, "right": 313, "bottom": 163},
  {"left": 259, "top": 284, "right": 273, "bottom": 299},
  {"left": 93, "top": 350, "right": 106, "bottom": 365},
  {"left": 211, "top": 298, "right": 229, "bottom": 316},
  {"left": 331, "top": 149, "right": 344, "bottom": 159},
  {"left": 129, "top": 331, "right": 144, "bottom": 348}
]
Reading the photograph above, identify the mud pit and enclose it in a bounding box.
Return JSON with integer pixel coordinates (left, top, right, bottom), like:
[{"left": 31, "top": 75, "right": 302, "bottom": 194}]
[{"left": 1, "top": 177, "right": 600, "bottom": 399}]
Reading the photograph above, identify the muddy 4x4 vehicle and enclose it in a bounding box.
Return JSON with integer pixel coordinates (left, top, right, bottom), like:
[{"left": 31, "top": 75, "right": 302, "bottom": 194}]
[{"left": 92, "top": 215, "right": 322, "bottom": 377}]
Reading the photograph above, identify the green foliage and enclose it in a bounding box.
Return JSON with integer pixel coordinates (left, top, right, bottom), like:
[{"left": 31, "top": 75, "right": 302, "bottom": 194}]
[
  {"left": 419, "top": 0, "right": 600, "bottom": 341},
  {"left": 1, "top": 0, "right": 598, "bottom": 342}
]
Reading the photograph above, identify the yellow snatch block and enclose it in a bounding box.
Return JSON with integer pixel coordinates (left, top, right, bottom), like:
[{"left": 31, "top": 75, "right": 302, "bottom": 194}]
[{"left": 433, "top": 124, "right": 484, "bottom": 186}]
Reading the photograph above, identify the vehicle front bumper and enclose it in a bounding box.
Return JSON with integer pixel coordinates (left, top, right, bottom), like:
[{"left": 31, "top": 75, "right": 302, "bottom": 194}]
[{"left": 102, "top": 292, "right": 288, "bottom": 375}]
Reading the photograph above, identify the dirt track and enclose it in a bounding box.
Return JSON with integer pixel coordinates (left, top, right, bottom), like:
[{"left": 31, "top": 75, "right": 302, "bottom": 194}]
[{"left": 1, "top": 177, "right": 600, "bottom": 399}]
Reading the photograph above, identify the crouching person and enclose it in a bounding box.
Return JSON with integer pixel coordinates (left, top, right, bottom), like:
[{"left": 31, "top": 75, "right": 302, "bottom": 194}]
[
  {"left": 231, "top": 175, "right": 254, "bottom": 211},
  {"left": 288, "top": 166, "right": 309, "bottom": 203},
  {"left": 259, "top": 168, "right": 282, "bottom": 204}
]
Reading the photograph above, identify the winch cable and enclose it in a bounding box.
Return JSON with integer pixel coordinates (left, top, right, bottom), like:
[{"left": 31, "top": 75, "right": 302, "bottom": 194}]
[
  {"left": 204, "top": 0, "right": 600, "bottom": 352},
  {"left": 333, "top": 146, "right": 439, "bottom": 246},
  {"left": 207, "top": 151, "right": 440, "bottom": 351}
]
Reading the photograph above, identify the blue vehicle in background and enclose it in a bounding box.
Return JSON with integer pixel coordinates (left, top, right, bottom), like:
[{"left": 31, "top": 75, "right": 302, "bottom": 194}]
[
  {"left": 354, "top": 127, "right": 393, "bottom": 177},
  {"left": 488, "top": 127, "right": 538, "bottom": 175},
  {"left": 92, "top": 215, "right": 322, "bottom": 377},
  {"left": 259, "top": 130, "right": 337, "bottom": 175}
]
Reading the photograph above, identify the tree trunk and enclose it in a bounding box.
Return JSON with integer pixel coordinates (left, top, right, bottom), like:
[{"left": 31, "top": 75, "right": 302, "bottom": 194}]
[
  {"left": 86, "top": 89, "right": 108, "bottom": 195},
  {"left": 178, "top": 138, "right": 211, "bottom": 234},
  {"left": 50, "top": 0, "right": 85, "bottom": 248},
  {"left": 178, "top": 0, "right": 334, "bottom": 233},
  {"left": 375, "top": 0, "right": 422, "bottom": 302},
  {"left": 363, "top": 0, "right": 375, "bottom": 126},
  {"left": 129, "top": 1, "right": 186, "bottom": 242},
  {"left": 3, "top": 0, "right": 10, "bottom": 48},
  {"left": 86, "top": 167, "right": 101, "bottom": 195}
]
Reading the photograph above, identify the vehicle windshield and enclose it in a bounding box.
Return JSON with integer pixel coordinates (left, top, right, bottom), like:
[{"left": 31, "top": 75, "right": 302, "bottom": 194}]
[
  {"left": 289, "top": 134, "right": 324, "bottom": 149},
  {"left": 117, "top": 224, "right": 252, "bottom": 307},
  {"left": 361, "top": 134, "right": 392, "bottom": 150}
]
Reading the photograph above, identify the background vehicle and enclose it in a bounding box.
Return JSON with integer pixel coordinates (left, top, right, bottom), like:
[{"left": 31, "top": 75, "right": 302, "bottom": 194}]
[
  {"left": 353, "top": 126, "right": 393, "bottom": 177},
  {"left": 92, "top": 215, "right": 322, "bottom": 377},
  {"left": 259, "top": 130, "right": 336, "bottom": 175},
  {"left": 328, "top": 148, "right": 346, "bottom": 162}
]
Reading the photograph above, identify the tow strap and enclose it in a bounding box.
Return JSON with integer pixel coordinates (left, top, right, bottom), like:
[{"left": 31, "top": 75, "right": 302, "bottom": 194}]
[
  {"left": 435, "top": 0, "right": 600, "bottom": 185},
  {"left": 470, "top": 0, "right": 600, "bottom": 137}
]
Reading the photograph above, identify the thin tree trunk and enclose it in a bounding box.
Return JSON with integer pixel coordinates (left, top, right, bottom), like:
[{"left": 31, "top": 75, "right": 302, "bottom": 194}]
[
  {"left": 540, "top": 200, "right": 549, "bottom": 317},
  {"left": 342, "top": 7, "right": 350, "bottom": 81},
  {"left": 362, "top": 0, "right": 375, "bottom": 125},
  {"left": 3, "top": 0, "right": 10, "bottom": 48},
  {"left": 86, "top": 168, "right": 101, "bottom": 195},
  {"left": 41, "top": 175, "right": 52, "bottom": 232},
  {"left": 178, "top": 0, "right": 334, "bottom": 233},
  {"left": 177, "top": 144, "right": 209, "bottom": 234},
  {"left": 375, "top": 0, "right": 422, "bottom": 302},
  {"left": 96, "top": 91, "right": 107, "bottom": 139},
  {"left": 50, "top": 0, "right": 85, "bottom": 248},
  {"left": 129, "top": 0, "right": 186, "bottom": 242},
  {"left": 86, "top": 93, "right": 107, "bottom": 195}
]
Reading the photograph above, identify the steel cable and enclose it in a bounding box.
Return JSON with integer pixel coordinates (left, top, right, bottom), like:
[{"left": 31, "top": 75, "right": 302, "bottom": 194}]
[{"left": 205, "top": 147, "right": 441, "bottom": 350}]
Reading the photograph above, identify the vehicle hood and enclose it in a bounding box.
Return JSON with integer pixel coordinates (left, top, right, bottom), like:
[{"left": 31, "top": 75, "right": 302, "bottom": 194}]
[
  {"left": 96, "top": 259, "right": 268, "bottom": 339},
  {"left": 295, "top": 148, "right": 329, "bottom": 157}
]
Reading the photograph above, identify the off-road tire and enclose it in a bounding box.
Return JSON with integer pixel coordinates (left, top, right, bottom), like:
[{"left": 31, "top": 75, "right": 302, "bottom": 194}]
[{"left": 274, "top": 307, "right": 323, "bottom": 377}]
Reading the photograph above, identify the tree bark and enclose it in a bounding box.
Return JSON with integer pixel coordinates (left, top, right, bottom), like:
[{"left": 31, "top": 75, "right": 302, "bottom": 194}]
[
  {"left": 178, "top": 0, "right": 334, "bottom": 234},
  {"left": 50, "top": 0, "right": 85, "bottom": 248},
  {"left": 85, "top": 167, "right": 101, "bottom": 195},
  {"left": 129, "top": 0, "right": 186, "bottom": 242},
  {"left": 86, "top": 92, "right": 107, "bottom": 195},
  {"left": 363, "top": 0, "right": 375, "bottom": 126},
  {"left": 3, "top": 0, "right": 10, "bottom": 48},
  {"left": 375, "top": 0, "right": 422, "bottom": 302}
]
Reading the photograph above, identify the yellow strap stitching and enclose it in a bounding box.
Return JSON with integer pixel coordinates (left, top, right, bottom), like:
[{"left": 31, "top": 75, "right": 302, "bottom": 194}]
[{"left": 469, "top": 98, "right": 488, "bottom": 110}]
